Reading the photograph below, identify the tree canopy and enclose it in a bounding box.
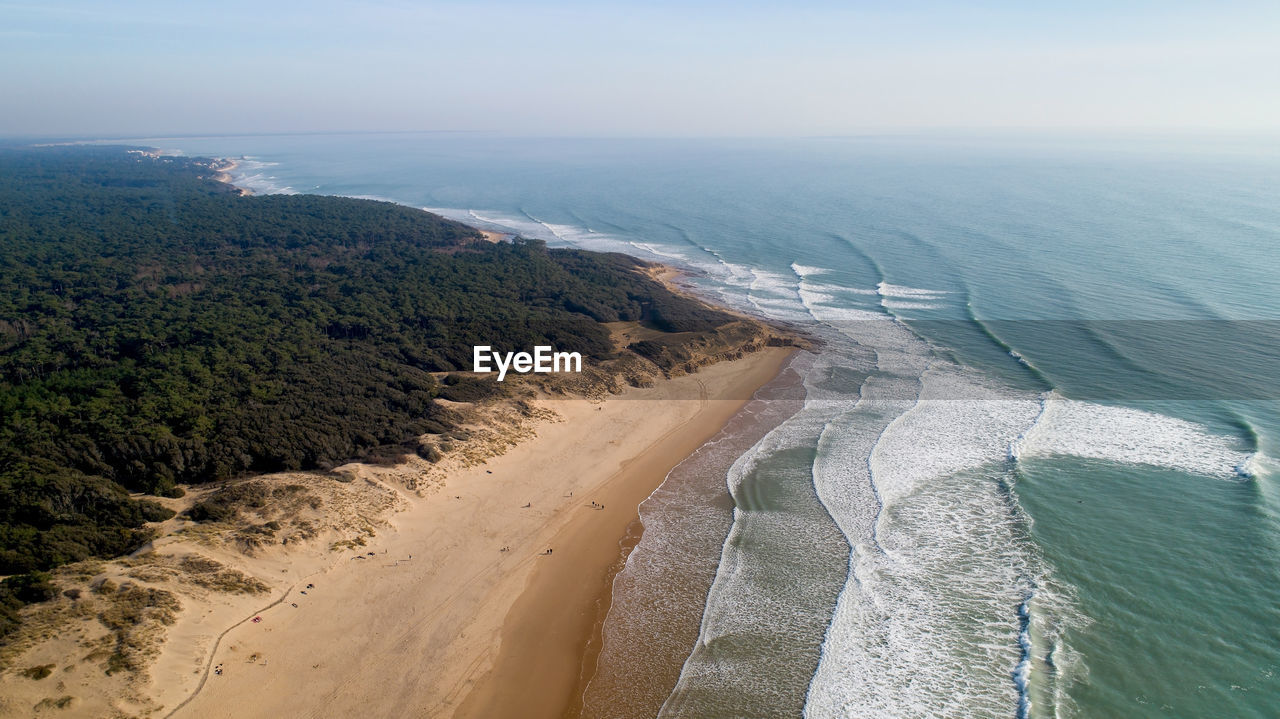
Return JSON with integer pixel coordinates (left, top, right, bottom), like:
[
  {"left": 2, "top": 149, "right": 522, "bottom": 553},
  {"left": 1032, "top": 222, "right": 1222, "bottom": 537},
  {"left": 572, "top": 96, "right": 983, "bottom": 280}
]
[{"left": 0, "top": 145, "right": 733, "bottom": 580}]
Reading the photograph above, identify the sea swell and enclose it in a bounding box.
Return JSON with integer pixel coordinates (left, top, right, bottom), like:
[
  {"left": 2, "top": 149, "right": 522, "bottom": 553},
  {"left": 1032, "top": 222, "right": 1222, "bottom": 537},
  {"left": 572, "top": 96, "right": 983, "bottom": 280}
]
[
  {"left": 243, "top": 183, "right": 1265, "bottom": 717},
  {"left": 536, "top": 222, "right": 1264, "bottom": 718},
  {"left": 132, "top": 136, "right": 1280, "bottom": 718}
]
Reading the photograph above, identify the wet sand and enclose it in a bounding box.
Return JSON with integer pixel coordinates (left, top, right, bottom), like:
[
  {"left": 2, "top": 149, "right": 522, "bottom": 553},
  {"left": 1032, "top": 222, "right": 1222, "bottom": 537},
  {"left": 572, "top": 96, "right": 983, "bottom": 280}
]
[{"left": 454, "top": 347, "right": 796, "bottom": 719}]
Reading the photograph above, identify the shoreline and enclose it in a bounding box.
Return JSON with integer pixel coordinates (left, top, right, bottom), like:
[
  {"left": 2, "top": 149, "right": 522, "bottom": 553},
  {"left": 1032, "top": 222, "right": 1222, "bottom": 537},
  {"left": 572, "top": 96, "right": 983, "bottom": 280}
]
[
  {"left": 209, "top": 158, "right": 253, "bottom": 196},
  {"left": 17, "top": 154, "right": 802, "bottom": 716},
  {"left": 158, "top": 346, "right": 795, "bottom": 719},
  {"left": 452, "top": 347, "right": 796, "bottom": 719}
]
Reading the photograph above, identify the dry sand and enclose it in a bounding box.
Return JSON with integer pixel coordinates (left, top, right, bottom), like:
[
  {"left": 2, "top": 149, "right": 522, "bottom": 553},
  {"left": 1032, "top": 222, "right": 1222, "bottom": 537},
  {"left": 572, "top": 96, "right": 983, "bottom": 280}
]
[
  {"left": 161, "top": 347, "right": 793, "bottom": 719},
  {"left": 0, "top": 471, "right": 407, "bottom": 719}
]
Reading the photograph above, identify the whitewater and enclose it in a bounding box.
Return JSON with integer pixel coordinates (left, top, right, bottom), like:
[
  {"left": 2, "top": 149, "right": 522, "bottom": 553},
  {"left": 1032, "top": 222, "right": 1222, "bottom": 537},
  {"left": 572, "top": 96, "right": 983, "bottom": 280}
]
[{"left": 148, "top": 134, "right": 1279, "bottom": 717}]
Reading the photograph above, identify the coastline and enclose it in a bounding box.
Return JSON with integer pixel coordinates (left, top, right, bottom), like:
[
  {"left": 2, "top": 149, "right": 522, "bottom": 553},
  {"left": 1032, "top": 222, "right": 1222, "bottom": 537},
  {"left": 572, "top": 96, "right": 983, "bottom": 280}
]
[
  {"left": 209, "top": 158, "right": 253, "bottom": 196},
  {"left": 163, "top": 346, "right": 795, "bottom": 719},
  {"left": 452, "top": 347, "right": 795, "bottom": 719},
  {"left": 0, "top": 160, "right": 802, "bottom": 717},
  {"left": 0, "top": 235, "right": 798, "bottom": 718}
]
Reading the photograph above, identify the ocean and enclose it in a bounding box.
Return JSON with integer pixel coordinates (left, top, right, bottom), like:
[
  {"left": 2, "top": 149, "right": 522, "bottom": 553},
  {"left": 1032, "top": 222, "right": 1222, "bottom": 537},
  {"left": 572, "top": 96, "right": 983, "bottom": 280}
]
[{"left": 135, "top": 133, "right": 1280, "bottom": 718}]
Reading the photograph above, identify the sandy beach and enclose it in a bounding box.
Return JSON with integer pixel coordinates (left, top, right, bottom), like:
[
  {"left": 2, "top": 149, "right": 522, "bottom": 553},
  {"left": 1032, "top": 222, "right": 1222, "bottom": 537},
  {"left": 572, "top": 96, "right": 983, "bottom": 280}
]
[
  {"left": 161, "top": 346, "right": 793, "bottom": 719},
  {"left": 206, "top": 158, "right": 252, "bottom": 196},
  {"left": 0, "top": 167, "right": 799, "bottom": 717}
]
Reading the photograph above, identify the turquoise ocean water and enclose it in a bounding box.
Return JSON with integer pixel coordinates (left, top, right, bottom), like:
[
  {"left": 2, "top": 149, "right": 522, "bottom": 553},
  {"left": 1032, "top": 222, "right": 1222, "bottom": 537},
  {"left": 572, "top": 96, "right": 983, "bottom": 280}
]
[{"left": 136, "top": 134, "right": 1279, "bottom": 718}]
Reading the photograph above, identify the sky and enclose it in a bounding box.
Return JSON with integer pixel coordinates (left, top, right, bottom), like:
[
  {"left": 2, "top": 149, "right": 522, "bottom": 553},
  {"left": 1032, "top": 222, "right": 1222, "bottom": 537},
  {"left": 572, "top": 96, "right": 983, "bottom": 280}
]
[{"left": 2, "top": 0, "right": 1279, "bottom": 137}]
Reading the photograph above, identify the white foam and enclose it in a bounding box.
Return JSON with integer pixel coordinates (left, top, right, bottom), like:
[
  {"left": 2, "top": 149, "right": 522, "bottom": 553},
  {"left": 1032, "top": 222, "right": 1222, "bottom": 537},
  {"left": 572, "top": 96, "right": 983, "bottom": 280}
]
[
  {"left": 422, "top": 207, "right": 655, "bottom": 259},
  {"left": 1009, "top": 350, "right": 1033, "bottom": 367},
  {"left": 875, "top": 282, "right": 949, "bottom": 314},
  {"left": 452, "top": 212, "right": 1257, "bottom": 717},
  {"left": 658, "top": 352, "right": 865, "bottom": 716},
  {"left": 227, "top": 159, "right": 297, "bottom": 195},
  {"left": 805, "top": 360, "right": 1237, "bottom": 717},
  {"left": 1239, "top": 452, "right": 1275, "bottom": 479},
  {"left": 877, "top": 281, "right": 948, "bottom": 299},
  {"left": 741, "top": 267, "right": 810, "bottom": 323},
  {"left": 466, "top": 208, "right": 500, "bottom": 227},
  {"left": 794, "top": 273, "right": 889, "bottom": 324},
  {"left": 808, "top": 455, "right": 1046, "bottom": 718},
  {"left": 629, "top": 241, "right": 687, "bottom": 261},
  {"left": 1011, "top": 395, "right": 1254, "bottom": 479},
  {"left": 422, "top": 207, "right": 545, "bottom": 241},
  {"left": 806, "top": 386, "right": 1092, "bottom": 717},
  {"left": 791, "top": 263, "right": 878, "bottom": 294},
  {"left": 805, "top": 368, "right": 1058, "bottom": 716},
  {"left": 791, "top": 263, "right": 833, "bottom": 279},
  {"left": 868, "top": 370, "right": 1043, "bottom": 509},
  {"left": 879, "top": 299, "right": 945, "bottom": 311},
  {"left": 587, "top": 353, "right": 815, "bottom": 718},
  {"left": 801, "top": 296, "right": 885, "bottom": 323}
]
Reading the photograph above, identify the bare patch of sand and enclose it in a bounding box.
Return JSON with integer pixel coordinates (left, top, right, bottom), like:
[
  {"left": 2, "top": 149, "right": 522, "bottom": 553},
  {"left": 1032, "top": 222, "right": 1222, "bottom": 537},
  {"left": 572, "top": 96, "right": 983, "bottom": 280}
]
[{"left": 0, "top": 473, "right": 404, "bottom": 718}]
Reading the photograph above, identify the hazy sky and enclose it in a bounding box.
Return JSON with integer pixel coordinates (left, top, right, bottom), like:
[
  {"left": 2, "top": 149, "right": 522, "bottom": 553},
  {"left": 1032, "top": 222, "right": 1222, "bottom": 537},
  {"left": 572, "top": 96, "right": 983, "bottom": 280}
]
[{"left": 3, "top": 0, "right": 1278, "bottom": 137}]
